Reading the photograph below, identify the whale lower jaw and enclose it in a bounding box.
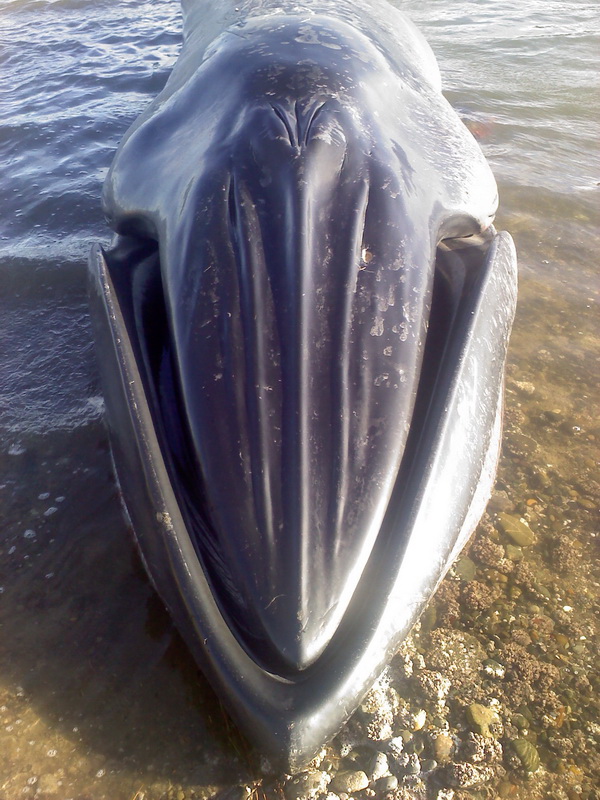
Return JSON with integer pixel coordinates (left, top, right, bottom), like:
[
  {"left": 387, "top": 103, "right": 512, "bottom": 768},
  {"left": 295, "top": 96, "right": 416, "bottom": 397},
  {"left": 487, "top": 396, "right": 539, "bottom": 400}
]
[{"left": 88, "top": 230, "right": 516, "bottom": 770}]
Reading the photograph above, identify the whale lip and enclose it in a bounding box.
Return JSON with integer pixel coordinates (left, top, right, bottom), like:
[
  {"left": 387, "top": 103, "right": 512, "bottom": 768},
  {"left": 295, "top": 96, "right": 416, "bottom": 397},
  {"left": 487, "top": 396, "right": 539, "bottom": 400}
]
[{"left": 88, "top": 225, "right": 517, "bottom": 770}]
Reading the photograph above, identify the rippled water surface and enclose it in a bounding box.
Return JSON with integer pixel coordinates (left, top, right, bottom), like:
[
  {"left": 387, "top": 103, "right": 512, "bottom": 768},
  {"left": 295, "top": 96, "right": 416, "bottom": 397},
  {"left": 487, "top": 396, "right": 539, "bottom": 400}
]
[{"left": 1, "top": 1, "right": 598, "bottom": 798}]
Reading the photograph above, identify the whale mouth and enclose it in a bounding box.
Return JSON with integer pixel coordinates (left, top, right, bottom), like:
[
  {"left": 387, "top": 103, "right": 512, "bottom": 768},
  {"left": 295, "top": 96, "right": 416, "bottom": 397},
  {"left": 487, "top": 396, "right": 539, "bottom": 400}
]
[
  {"left": 89, "top": 219, "right": 516, "bottom": 771},
  {"left": 90, "top": 224, "right": 510, "bottom": 673}
]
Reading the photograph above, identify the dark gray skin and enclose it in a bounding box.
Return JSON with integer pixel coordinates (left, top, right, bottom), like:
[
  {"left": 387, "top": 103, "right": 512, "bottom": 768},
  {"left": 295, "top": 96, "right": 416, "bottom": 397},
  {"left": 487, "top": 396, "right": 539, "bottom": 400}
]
[{"left": 92, "top": 0, "right": 517, "bottom": 769}]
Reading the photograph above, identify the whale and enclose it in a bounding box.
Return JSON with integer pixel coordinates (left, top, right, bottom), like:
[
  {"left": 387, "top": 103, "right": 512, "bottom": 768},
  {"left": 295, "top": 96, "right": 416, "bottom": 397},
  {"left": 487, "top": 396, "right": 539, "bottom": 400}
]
[{"left": 89, "top": 0, "right": 517, "bottom": 770}]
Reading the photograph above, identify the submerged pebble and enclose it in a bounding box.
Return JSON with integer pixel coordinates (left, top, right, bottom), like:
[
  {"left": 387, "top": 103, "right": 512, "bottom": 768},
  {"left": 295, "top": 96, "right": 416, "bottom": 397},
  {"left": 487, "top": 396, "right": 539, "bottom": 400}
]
[
  {"left": 511, "top": 739, "right": 541, "bottom": 773},
  {"left": 329, "top": 769, "right": 368, "bottom": 794},
  {"left": 466, "top": 704, "right": 500, "bottom": 738},
  {"left": 284, "top": 770, "right": 330, "bottom": 800},
  {"left": 497, "top": 514, "right": 535, "bottom": 546}
]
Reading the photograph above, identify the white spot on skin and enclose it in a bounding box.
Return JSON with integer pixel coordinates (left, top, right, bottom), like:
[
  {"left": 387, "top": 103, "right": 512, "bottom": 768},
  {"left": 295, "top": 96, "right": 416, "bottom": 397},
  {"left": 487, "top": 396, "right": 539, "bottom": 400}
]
[
  {"left": 156, "top": 512, "right": 173, "bottom": 529},
  {"left": 370, "top": 317, "right": 384, "bottom": 336}
]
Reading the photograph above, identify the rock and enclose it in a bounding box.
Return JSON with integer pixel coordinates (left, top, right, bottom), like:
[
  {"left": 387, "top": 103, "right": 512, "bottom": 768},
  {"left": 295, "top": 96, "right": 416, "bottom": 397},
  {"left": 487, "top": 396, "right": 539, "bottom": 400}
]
[
  {"left": 444, "top": 762, "right": 495, "bottom": 788},
  {"left": 387, "top": 736, "right": 404, "bottom": 757},
  {"left": 367, "top": 751, "right": 389, "bottom": 782},
  {"left": 465, "top": 704, "right": 500, "bottom": 738},
  {"left": 482, "top": 659, "right": 506, "bottom": 679},
  {"left": 497, "top": 781, "right": 517, "bottom": 798},
  {"left": 454, "top": 555, "right": 476, "bottom": 581},
  {"left": 373, "top": 775, "right": 398, "bottom": 793},
  {"left": 497, "top": 513, "right": 535, "bottom": 546},
  {"left": 361, "top": 674, "right": 396, "bottom": 741},
  {"left": 512, "top": 714, "right": 529, "bottom": 731},
  {"left": 284, "top": 770, "right": 330, "bottom": 800},
  {"left": 330, "top": 770, "right": 369, "bottom": 794},
  {"left": 425, "top": 630, "right": 487, "bottom": 687},
  {"left": 431, "top": 732, "right": 454, "bottom": 764},
  {"left": 410, "top": 709, "right": 427, "bottom": 731},
  {"left": 511, "top": 739, "right": 540, "bottom": 773},
  {"left": 511, "top": 380, "right": 536, "bottom": 397},
  {"left": 404, "top": 753, "right": 421, "bottom": 775},
  {"left": 487, "top": 490, "right": 515, "bottom": 513},
  {"left": 461, "top": 732, "right": 503, "bottom": 764},
  {"left": 505, "top": 544, "right": 523, "bottom": 561},
  {"left": 471, "top": 536, "right": 512, "bottom": 571},
  {"left": 504, "top": 432, "right": 539, "bottom": 458},
  {"left": 461, "top": 580, "right": 498, "bottom": 612},
  {"left": 415, "top": 670, "right": 451, "bottom": 703}
]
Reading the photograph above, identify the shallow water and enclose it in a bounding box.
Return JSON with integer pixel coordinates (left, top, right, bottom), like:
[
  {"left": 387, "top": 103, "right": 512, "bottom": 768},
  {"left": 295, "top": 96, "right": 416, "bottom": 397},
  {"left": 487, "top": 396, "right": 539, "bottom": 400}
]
[{"left": 0, "top": 1, "right": 598, "bottom": 798}]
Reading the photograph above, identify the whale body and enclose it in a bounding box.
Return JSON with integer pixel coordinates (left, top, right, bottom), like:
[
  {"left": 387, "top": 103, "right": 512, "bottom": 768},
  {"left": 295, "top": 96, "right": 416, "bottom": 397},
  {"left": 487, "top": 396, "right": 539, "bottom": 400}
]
[{"left": 89, "top": 0, "right": 517, "bottom": 769}]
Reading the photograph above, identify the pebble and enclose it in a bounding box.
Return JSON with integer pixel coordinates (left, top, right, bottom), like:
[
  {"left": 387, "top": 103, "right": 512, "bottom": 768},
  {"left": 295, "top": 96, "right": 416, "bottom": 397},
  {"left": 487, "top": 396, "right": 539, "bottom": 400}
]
[
  {"left": 366, "top": 751, "right": 389, "bottom": 782},
  {"left": 511, "top": 739, "right": 540, "bottom": 772},
  {"left": 488, "top": 490, "right": 515, "bottom": 513},
  {"left": 416, "top": 670, "right": 451, "bottom": 702},
  {"left": 431, "top": 732, "right": 454, "bottom": 764},
  {"left": 435, "top": 791, "right": 456, "bottom": 800},
  {"left": 482, "top": 659, "right": 506, "bottom": 679},
  {"left": 454, "top": 556, "right": 476, "bottom": 581},
  {"left": 497, "top": 780, "right": 516, "bottom": 798},
  {"left": 404, "top": 753, "right": 421, "bottom": 775},
  {"left": 511, "top": 380, "right": 536, "bottom": 396},
  {"left": 505, "top": 544, "right": 524, "bottom": 561},
  {"left": 387, "top": 736, "right": 404, "bottom": 759},
  {"left": 373, "top": 775, "right": 398, "bottom": 793},
  {"left": 445, "top": 762, "right": 495, "bottom": 788},
  {"left": 284, "top": 770, "right": 330, "bottom": 800},
  {"left": 465, "top": 704, "right": 499, "bottom": 738},
  {"left": 330, "top": 770, "right": 369, "bottom": 794},
  {"left": 497, "top": 513, "right": 535, "bottom": 547},
  {"left": 410, "top": 709, "right": 427, "bottom": 731},
  {"left": 512, "top": 714, "right": 529, "bottom": 731}
]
